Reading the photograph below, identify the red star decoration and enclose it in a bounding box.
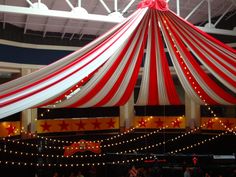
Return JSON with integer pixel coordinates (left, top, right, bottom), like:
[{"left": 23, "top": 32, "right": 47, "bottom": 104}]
[
  {"left": 6, "top": 124, "right": 16, "bottom": 135},
  {"left": 92, "top": 119, "right": 101, "bottom": 129},
  {"left": 172, "top": 118, "right": 182, "bottom": 128},
  {"left": 138, "top": 118, "right": 147, "bottom": 128},
  {"left": 206, "top": 119, "right": 214, "bottom": 129},
  {"left": 107, "top": 118, "right": 116, "bottom": 128},
  {"left": 155, "top": 118, "right": 164, "bottom": 128},
  {"left": 58, "top": 120, "right": 69, "bottom": 131},
  {"left": 76, "top": 120, "right": 86, "bottom": 130},
  {"left": 224, "top": 120, "right": 234, "bottom": 129},
  {"left": 40, "top": 121, "right": 52, "bottom": 132}
]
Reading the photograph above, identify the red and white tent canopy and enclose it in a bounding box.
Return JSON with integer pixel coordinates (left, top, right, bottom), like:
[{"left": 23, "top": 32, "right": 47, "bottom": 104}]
[{"left": 0, "top": 0, "right": 235, "bottom": 119}]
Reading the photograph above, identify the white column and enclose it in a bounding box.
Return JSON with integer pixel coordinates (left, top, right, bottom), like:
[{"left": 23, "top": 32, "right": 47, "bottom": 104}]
[
  {"left": 185, "top": 93, "right": 200, "bottom": 128},
  {"left": 21, "top": 108, "right": 37, "bottom": 132},
  {"left": 119, "top": 92, "right": 134, "bottom": 132},
  {"left": 176, "top": 0, "right": 180, "bottom": 16},
  {"left": 21, "top": 68, "right": 37, "bottom": 134}
]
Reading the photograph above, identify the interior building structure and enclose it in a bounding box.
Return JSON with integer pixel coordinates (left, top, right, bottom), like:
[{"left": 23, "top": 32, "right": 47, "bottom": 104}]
[{"left": 0, "top": 0, "right": 235, "bottom": 177}]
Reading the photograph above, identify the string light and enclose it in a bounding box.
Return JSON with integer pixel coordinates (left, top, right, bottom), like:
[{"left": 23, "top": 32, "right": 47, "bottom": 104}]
[
  {"left": 0, "top": 120, "right": 184, "bottom": 160},
  {"left": 162, "top": 13, "right": 236, "bottom": 134},
  {"left": 1, "top": 11, "right": 235, "bottom": 168},
  {"left": 1, "top": 118, "right": 185, "bottom": 151},
  {"left": 102, "top": 126, "right": 167, "bottom": 148},
  {"left": 0, "top": 155, "right": 152, "bottom": 168},
  {"left": 37, "top": 76, "right": 90, "bottom": 121},
  {"left": 158, "top": 13, "right": 236, "bottom": 156},
  {"left": 3, "top": 115, "right": 228, "bottom": 158},
  {"left": 33, "top": 115, "right": 169, "bottom": 145},
  {"left": 0, "top": 147, "right": 106, "bottom": 159},
  {"left": 1, "top": 125, "right": 232, "bottom": 168},
  {"left": 0, "top": 118, "right": 198, "bottom": 162},
  {"left": 169, "top": 131, "right": 228, "bottom": 154},
  {"left": 1, "top": 120, "right": 166, "bottom": 152},
  {"left": 36, "top": 116, "right": 177, "bottom": 146},
  {"left": 2, "top": 116, "right": 157, "bottom": 147},
  {"left": 113, "top": 119, "right": 220, "bottom": 154},
  {"left": 1, "top": 51, "right": 233, "bottom": 164},
  {"left": 2, "top": 31, "right": 232, "bottom": 176}
]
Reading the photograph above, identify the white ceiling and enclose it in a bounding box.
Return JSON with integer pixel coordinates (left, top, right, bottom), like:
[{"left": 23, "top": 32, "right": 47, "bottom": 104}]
[{"left": 0, "top": 0, "right": 236, "bottom": 39}]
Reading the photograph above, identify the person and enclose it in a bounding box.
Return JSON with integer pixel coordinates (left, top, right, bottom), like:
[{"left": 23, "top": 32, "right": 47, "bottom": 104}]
[
  {"left": 89, "top": 166, "right": 96, "bottom": 177},
  {"left": 229, "top": 169, "right": 236, "bottom": 177},
  {"left": 129, "top": 166, "right": 138, "bottom": 177},
  {"left": 184, "top": 167, "right": 191, "bottom": 177},
  {"left": 53, "top": 172, "right": 59, "bottom": 177},
  {"left": 69, "top": 172, "right": 75, "bottom": 177},
  {"left": 76, "top": 171, "right": 84, "bottom": 177},
  {"left": 136, "top": 167, "right": 145, "bottom": 177}
]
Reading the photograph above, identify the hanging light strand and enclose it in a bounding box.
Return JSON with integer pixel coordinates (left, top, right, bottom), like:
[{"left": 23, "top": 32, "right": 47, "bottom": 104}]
[
  {"left": 0, "top": 155, "right": 153, "bottom": 168},
  {"left": 161, "top": 12, "right": 236, "bottom": 136},
  {"left": 169, "top": 131, "right": 228, "bottom": 154},
  {"left": 0, "top": 145, "right": 106, "bottom": 159},
  {"left": 1, "top": 117, "right": 221, "bottom": 156}
]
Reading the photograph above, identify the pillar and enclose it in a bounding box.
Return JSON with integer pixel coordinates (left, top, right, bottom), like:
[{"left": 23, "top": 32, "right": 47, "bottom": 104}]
[
  {"left": 21, "top": 109, "right": 37, "bottom": 133},
  {"left": 21, "top": 68, "right": 37, "bottom": 134},
  {"left": 119, "top": 92, "right": 134, "bottom": 132},
  {"left": 185, "top": 93, "right": 201, "bottom": 129}
]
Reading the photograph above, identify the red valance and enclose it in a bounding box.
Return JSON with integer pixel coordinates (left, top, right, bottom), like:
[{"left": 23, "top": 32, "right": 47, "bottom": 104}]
[{"left": 138, "top": 0, "right": 169, "bottom": 11}]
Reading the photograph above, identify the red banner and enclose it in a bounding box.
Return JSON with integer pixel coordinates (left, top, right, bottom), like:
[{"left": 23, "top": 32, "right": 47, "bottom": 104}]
[{"left": 64, "top": 139, "right": 101, "bottom": 157}]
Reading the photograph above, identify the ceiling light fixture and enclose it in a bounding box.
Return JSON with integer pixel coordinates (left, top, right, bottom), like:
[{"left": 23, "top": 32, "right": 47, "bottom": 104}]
[
  {"left": 26, "top": 0, "right": 48, "bottom": 10},
  {"left": 66, "top": 0, "right": 88, "bottom": 15}
]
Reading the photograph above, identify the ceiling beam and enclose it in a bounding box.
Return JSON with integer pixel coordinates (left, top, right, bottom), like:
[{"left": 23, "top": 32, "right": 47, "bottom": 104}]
[
  {"left": 176, "top": 0, "right": 180, "bottom": 16},
  {"left": 2, "top": 0, "right": 6, "bottom": 29},
  {"left": 197, "top": 26, "right": 236, "bottom": 36},
  {"left": 26, "top": 0, "right": 34, "bottom": 8},
  {"left": 207, "top": 0, "right": 212, "bottom": 27},
  {"left": 99, "top": 0, "right": 112, "bottom": 13},
  {"left": 43, "top": 1, "right": 57, "bottom": 38},
  {"left": 213, "top": 4, "right": 233, "bottom": 27},
  {"left": 61, "top": 19, "right": 71, "bottom": 39},
  {"left": 122, "top": 0, "right": 136, "bottom": 14},
  {"left": 70, "top": 0, "right": 98, "bottom": 41},
  {"left": 225, "top": 10, "right": 236, "bottom": 20},
  {"left": 114, "top": 0, "right": 118, "bottom": 12},
  {"left": 23, "top": 16, "right": 29, "bottom": 34},
  {"left": 185, "top": 0, "right": 205, "bottom": 21},
  {"left": 95, "top": 23, "right": 107, "bottom": 36},
  {"left": 43, "top": 17, "right": 50, "bottom": 37},
  {"left": 0, "top": 4, "right": 123, "bottom": 23},
  {"left": 2, "top": 13, "right": 6, "bottom": 29},
  {"left": 0, "top": 4, "right": 235, "bottom": 36}
]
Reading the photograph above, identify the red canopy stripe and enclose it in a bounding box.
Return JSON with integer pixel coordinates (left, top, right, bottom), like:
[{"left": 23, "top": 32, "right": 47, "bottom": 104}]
[
  {"left": 165, "top": 12, "right": 236, "bottom": 92},
  {"left": 168, "top": 10, "right": 236, "bottom": 56},
  {"left": 160, "top": 12, "right": 235, "bottom": 104},
  {"left": 66, "top": 12, "right": 150, "bottom": 107},
  {"left": 148, "top": 11, "right": 159, "bottom": 105}
]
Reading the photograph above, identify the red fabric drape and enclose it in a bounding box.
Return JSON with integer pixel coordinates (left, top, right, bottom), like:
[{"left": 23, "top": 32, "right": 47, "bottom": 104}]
[
  {"left": 159, "top": 12, "right": 236, "bottom": 104},
  {"left": 155, "top": 12, "right": 180, "bottom": 105},
  {"left": 168, "top": 15, "right": 236, "bottom": 88},
  {"left": 148, "top": 11, "right": 159, "bottom": 105},
  {"left": 138, "top": 0, "right": 169, "bottom": 11}
]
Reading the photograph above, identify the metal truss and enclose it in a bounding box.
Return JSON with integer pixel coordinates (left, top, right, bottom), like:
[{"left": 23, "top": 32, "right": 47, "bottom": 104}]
[{"left": 0, "top": 0, "right": 235, "bottom": 36}]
